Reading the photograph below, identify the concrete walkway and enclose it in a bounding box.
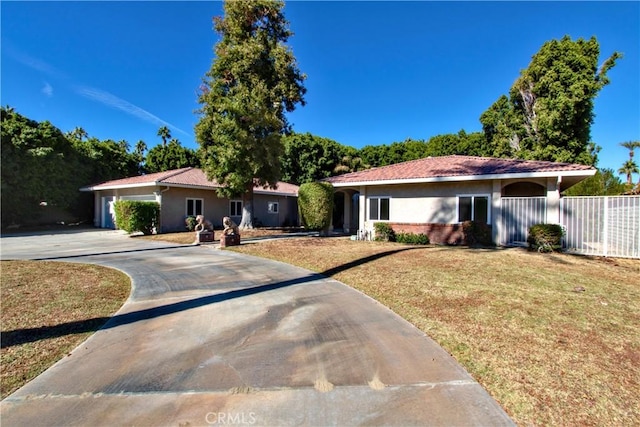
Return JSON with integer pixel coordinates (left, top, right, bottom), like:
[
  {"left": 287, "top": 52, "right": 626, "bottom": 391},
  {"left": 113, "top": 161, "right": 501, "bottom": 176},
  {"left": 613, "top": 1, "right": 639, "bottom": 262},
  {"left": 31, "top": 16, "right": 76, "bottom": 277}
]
[{"left": 1, "top": 229, "right": 514, "bottom": 426}]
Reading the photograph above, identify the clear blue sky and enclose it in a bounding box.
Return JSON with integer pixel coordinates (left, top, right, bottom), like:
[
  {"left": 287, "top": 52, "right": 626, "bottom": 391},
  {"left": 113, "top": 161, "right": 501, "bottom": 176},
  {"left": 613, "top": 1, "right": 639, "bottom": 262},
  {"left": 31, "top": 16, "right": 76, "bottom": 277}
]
[{"left": 2, "top": 1, "right": 638, "bottom": 175}]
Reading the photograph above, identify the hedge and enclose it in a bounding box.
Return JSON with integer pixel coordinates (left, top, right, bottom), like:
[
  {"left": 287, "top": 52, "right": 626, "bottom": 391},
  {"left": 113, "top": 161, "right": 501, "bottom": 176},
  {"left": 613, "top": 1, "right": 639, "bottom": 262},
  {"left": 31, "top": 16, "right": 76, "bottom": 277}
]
[
  {"left": 298, "top": 182, "right": 334, "bottom": 234},
  {"left": 527, "top": 223, "right": 564, "bottom": 252},
  {"left": 114, "top": 200, "right": 159, "bottom": 235}
]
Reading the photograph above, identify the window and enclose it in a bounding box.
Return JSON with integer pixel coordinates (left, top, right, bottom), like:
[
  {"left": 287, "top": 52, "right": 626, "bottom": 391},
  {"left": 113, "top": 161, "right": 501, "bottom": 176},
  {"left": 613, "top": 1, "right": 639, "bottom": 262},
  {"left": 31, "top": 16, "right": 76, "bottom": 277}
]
[
  {"left": 458, "top": 195, "right": 490, "bottom": 224},
  {"left": 230, "top": 200, "right": 242, "bottom": 217},
  {"left": 186, "top": 198, "right": 203, "bottom": 217},
  {"left": 268, "top": 202, "right": 279, "bottom": 214},
  {"left": 369, "top": 197, "right": 390, "bottom": 221}
]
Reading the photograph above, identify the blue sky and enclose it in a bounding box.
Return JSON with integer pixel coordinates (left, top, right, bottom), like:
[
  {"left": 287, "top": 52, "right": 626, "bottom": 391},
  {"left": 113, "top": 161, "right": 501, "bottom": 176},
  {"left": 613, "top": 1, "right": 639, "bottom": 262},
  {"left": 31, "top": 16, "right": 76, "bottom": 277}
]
[{"left": 2, "top": 1, "right": 638, "bottom": 175}]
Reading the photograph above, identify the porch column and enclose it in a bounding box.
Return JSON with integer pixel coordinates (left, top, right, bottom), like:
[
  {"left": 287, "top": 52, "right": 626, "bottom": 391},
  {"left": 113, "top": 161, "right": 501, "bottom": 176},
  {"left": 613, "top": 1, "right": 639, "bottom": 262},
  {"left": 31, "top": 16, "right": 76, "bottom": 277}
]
[
  {"left": 343, "top": 192, "right": 352, "bottom": 233},
  {"left": 546, "top": 176, "right": 561, "bottom": 224},
  {"left": 93, "top": 192, "right": 100, "bottom": 227},
  {"left": 358, "top": 186, "right": 367, "bottom": 233},
  {"left": 492, "top": 180, "right": 502, "bottom": 245}
]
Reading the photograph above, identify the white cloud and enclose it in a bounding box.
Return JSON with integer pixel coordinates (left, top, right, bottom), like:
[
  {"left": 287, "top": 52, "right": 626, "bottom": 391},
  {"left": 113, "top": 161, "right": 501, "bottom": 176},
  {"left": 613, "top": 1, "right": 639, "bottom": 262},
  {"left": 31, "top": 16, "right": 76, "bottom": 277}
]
[
  {"left": 6, "top": 42, "right": 192, "bottom": 138},
  {"left": 42, "top": 82, "right": 53, "bottom": 97},
  {"left": 73, "top": 85, "right": 191, "bottom": 138}
]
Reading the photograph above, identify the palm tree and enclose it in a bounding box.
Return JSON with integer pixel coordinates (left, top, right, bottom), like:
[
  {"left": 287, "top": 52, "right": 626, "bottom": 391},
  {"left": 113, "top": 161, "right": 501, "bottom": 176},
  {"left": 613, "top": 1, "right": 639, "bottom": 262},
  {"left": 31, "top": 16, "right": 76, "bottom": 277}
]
[
  {"left": 618, "top": 160, "right": 639, "bottom": 186},
  {"left": 67, "top": 126, "right": 88, "bottom": 142},
  {"left": 134, "top": 140, "right": 147, "bottom": 157},
  {"left": 157, "top": 126, "right": 171, "bottom": 147},
  {"left": 620, "top": 141, "right": 640, "bottom": 159}
]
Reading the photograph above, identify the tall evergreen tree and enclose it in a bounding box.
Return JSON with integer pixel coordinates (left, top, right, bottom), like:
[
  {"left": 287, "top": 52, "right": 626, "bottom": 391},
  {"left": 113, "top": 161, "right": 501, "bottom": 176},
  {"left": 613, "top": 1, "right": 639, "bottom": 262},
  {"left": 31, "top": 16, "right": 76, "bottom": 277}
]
[
  {"left": 480, "top": 36, "right": 621, "bottom": 165},
  {"left": 195, "top": 0, "right": 306, "bottom": 229}
]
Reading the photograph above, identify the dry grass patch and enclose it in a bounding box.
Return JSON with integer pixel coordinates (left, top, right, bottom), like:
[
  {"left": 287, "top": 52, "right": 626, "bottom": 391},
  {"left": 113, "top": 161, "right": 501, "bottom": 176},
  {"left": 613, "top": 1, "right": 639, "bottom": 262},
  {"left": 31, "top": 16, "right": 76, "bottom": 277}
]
[
  {"left": 231, "top": 237, "right": 640, "bottom": 426},
  {"left": 1, "top": 261, "right": 130, "bottom": 398},
  {"left": 138, "top": 228, "right": 305, "bottom": 245}
]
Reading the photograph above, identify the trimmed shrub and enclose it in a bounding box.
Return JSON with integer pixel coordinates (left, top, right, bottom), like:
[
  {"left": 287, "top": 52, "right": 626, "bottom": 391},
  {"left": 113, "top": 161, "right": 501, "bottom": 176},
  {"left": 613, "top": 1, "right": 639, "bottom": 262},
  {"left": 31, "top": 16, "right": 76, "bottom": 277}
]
[
  {"left": 462, "top": 221, "right": 494, "bottom": 246},
  {"left": 396, "top": 232, "right": 429, "bottom": 245},
  {"left": 185, "top": 215, "right": 197, "bottom": 231},
  {"left": 374, "top": 222, "right": 395, "bottom": 242},
  {"left": 298, "top": 182, "right": 334, "bottom": 234},
  {"left": 527, "top": 223, "right": 564, "bottom": 252},
  {"left": 114, "top": 201, "right": 159, "bottom": 235}
]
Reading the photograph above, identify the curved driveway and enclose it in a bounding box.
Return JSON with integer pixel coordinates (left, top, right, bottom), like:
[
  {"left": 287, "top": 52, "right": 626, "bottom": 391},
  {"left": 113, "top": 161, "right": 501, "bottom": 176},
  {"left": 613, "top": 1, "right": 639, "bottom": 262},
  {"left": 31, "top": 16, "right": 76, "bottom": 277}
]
[{"left": 1, "top": 229, "right": 513, "bottom": 426}]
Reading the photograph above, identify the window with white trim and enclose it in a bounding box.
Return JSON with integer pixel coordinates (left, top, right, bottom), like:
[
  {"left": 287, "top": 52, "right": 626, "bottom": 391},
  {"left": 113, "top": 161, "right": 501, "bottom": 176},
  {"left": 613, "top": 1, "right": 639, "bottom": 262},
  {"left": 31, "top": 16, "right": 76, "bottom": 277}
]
[
  {"left": 268, "top": 202, "right": 279, "bottom": 214},
  {"left": 186, "top": 198, "right": 203, "bottom": 217},
  {"left": 369, "top": 197, "right": 390, "bottom": 221},
  {"left": 230, "top": 200, "right": 242, "bottom": 217},
  {"left": 457, "top": 195, "right": 490, "bottom": 224}
]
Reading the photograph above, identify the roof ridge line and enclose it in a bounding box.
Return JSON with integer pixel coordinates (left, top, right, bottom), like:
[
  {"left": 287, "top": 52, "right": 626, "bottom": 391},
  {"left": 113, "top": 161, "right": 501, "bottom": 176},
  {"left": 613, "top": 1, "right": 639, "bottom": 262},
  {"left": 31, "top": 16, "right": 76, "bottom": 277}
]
[{"left": 157, "top": 167, "right": 194, "bottom": 183}]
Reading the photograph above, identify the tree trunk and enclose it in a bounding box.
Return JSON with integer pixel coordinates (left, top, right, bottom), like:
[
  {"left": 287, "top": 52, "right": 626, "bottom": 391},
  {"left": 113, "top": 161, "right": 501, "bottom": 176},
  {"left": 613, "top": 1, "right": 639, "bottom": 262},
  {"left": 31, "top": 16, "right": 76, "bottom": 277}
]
[{"left": 239, "top": 187, "right": 255, "bottom": 230}]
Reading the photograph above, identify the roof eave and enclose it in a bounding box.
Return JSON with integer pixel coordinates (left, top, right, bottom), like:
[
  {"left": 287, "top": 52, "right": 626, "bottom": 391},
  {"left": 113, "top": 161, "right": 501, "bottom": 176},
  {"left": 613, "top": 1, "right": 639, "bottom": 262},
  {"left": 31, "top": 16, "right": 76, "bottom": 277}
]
[
  {"left": 329, "top": 169, "right": 596, "bottom": 187},
  {"left": 80, "top": 182, "right": 160, "bottom": 191}
]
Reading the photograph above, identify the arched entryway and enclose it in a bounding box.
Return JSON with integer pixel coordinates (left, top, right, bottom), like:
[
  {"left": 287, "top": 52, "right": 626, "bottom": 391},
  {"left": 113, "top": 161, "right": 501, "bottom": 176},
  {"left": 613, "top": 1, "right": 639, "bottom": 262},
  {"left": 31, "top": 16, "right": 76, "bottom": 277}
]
[{"left": 499, "top": 181, "right": 547, "bottom": 246}]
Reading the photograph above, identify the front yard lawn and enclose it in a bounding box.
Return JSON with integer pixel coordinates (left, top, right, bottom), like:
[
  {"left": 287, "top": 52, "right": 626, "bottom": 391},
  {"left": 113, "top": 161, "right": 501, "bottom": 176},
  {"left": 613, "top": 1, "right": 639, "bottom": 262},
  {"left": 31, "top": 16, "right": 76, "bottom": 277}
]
[
  {"left": 231, "top": 237, "right": 640, "bottom": 426},
  {"left": 1, "top": 261, "right": 130, "bottom": 399}
]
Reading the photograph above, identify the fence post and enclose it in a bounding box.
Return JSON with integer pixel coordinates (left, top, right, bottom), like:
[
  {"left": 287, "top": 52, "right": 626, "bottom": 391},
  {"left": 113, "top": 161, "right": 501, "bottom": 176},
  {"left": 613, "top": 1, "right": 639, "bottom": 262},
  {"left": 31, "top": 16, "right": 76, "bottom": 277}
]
[{"left": 603, "top": 196, "right": 608, "bottom": 257}]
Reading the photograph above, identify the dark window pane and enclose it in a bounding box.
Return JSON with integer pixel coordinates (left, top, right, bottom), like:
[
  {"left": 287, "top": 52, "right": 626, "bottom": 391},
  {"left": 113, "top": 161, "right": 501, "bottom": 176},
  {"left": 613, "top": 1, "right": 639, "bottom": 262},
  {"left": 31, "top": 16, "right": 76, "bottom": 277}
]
[
  {"left": 195, "top": 199, "right": 203, "bottom": 215},
  {"left": 187, "top": 199, "right": 194, "bottom": 216},
  {"left": 369, "top": 198, "right": 379, "bottom": 220},
  {"left": 380, "top": 198, "right": 389, "bottom": 220},
  {"left": 474, "top": 197, "right": 488, "bottom": 224},
  {"left": 458, "top": 197, "right": 472, "bottom": 222}
]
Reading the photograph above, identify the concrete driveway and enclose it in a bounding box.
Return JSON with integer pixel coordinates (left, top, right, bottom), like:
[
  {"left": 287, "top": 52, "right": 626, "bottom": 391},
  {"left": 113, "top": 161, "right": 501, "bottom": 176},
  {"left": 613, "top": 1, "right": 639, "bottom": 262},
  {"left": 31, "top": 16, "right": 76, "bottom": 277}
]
[{"left": 1, "top": 228, "right": 514, "bottom": 426}]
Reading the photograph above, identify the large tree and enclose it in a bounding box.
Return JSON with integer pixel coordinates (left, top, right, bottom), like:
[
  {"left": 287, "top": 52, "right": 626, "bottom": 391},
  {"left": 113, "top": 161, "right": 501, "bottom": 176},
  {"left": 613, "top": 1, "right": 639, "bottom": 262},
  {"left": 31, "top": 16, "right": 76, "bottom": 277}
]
[
  {"left": 1, "top": 107, "right": 83, "bottom": 226},
  {"left": 563, "top": 168, "right": 626, "bottom": 196},
  {"left": 145, "top": 139, "right": 200, "bottom": 173},
  {"left": 480, "top": 36, "right": 621, "bottom": 165},
  {"left": 280, "top": 132, "right": 352, "bottom": 185},
  {"left": 195, "top": 0, "right": 306, "bottom": 229}
]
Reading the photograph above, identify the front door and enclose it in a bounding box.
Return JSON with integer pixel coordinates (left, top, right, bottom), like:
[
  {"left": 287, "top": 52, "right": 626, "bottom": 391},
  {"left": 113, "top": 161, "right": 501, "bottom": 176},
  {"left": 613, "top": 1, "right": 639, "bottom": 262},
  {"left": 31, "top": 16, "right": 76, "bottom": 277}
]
[{"left": 102, "top": 197, "right": 116, "bottom": 229}]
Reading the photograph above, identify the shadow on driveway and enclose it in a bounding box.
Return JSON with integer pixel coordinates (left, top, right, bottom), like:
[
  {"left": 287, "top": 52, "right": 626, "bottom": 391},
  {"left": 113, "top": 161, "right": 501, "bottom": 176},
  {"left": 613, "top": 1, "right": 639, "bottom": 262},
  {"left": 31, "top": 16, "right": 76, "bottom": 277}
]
[{"left": 2, "top": 247, "right": 420, "bottom": 348}]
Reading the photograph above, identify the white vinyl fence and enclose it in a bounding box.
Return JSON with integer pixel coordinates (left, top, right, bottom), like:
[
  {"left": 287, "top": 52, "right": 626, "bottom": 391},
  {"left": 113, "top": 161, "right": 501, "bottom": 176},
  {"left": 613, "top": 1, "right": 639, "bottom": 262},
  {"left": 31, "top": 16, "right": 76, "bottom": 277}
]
[
  {"left": 499, "top": 197, "right": 547, "bottom": 246},
  {"left": 561, "top": 196, "right": 640, "bottom": 259},
  {"left": 499, "top": 195, "right": 640, "bottom": 259}
]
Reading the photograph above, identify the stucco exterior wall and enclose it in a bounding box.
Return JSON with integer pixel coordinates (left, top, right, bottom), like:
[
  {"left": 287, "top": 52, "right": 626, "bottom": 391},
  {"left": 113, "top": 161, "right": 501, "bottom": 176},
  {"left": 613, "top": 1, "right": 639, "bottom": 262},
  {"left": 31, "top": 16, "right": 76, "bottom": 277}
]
[
  {"left": 92, "top": 186, "right": 299, "bottom": 232},
  {"left": 365, "top": 181, "right": 494, "bottom": 225},
  {"left": 160, "top": 187, "right": 227, "bottom": 232},
  {"left": 253, "top": 194, "right": 298, "bottom": 227}
]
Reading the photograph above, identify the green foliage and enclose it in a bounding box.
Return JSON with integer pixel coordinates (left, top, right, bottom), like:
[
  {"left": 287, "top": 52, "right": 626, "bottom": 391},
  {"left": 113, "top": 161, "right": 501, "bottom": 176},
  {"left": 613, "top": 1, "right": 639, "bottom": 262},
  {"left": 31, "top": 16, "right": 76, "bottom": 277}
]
[
  {"left": 563, "top": 169, "right": 626, "bottom": 196},
  {"left": 114, "top": 201, "right": 159, "bottom": 235},
  {"left": 185, "top": 215, "right": 197, "bottom": 231},
  {"left": 195, "top": 0, "right": 306, "bottom": 228},
  {"left": 1, "top": 107, "right": 86, "bottom": 226},
  {"left": 527, "top": 224, "right": 564, "bottom": 253},
  {"left": 462, "top": 221, "right": 494, "bottom": 246},
  {"left": 280, "top": 132, "right": 353, "bottom": 185},
  {"left": 358, "top": 132, "right": 489, "bottom": 168},
  {"left": 480, "top": 36, "right": 621, "bottom": 165},
  {"left": 298, "top": 182, "right": 334, "bottom": 232},
  {"left": 395, "top": 232, "right": 429, "bottom": 245},
  {"left": 145, "top": 139, "right": 200, "bottom": 173},
  {"left": 373, "top": 222, "right": 395, "bottom": 242}
]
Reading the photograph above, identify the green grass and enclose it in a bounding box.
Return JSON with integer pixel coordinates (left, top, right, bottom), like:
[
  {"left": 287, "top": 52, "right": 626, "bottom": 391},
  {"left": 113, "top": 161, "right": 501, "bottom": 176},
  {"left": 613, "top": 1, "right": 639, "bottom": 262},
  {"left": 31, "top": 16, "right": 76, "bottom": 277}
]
[{"left": 1, "top": 261, "right": 130, "bottom": 398}]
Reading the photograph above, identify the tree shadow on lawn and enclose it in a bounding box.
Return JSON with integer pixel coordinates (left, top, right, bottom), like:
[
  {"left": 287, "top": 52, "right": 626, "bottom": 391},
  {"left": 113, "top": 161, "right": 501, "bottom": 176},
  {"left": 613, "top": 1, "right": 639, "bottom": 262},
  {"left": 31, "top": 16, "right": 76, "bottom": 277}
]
[{"left": 2, "top": 247, "right": 420, "bottom": 347}]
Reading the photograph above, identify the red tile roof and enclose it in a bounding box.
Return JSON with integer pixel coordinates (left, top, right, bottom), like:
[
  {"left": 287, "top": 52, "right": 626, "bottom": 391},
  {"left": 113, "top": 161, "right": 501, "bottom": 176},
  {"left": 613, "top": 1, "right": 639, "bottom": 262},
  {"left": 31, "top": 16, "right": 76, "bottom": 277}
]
[
  {"left": 82, "top": 168, "right": 299, "bottom": 196},
  {"left": 325, "top": 155, "right": 596, "bottom": 185}
]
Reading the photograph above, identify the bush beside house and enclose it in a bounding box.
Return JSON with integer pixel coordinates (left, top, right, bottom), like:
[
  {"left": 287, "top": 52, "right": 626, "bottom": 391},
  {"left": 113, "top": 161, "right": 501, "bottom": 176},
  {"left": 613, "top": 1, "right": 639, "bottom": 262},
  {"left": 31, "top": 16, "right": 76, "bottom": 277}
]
[
  {"left": 527, "top": 223, "right": 564, "bottom": 252},
  {"left": 298, "top": 182, "right": 334, "bottom": 235},
  {"left": 114, "top": 201, "right": 159, "bottom": 235}
]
